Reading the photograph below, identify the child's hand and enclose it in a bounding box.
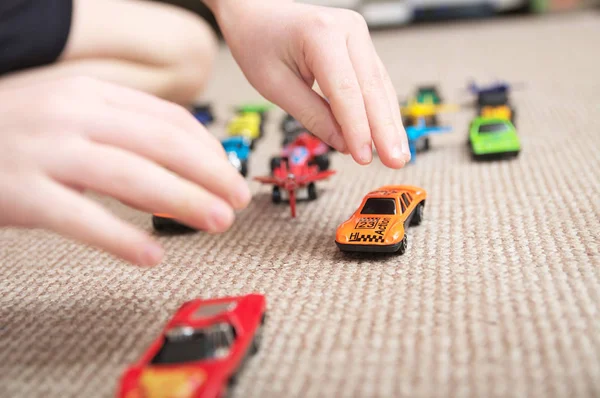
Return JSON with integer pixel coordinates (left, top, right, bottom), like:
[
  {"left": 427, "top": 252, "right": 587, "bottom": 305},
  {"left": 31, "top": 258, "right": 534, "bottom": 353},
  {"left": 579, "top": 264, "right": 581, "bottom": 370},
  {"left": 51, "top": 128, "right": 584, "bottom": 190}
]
[
  {"left": 209, "top": 0, "right": 410, "bottom": 168},
  {"left": 0, "top": 77, "right": 250, "bottom": 266}
]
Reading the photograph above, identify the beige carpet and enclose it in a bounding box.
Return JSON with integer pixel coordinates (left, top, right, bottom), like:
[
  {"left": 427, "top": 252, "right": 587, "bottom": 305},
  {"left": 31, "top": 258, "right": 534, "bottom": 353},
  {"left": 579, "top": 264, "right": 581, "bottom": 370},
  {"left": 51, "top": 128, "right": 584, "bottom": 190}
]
[{"left": 1, "top": 11, "right": 599, "bottom": 398}]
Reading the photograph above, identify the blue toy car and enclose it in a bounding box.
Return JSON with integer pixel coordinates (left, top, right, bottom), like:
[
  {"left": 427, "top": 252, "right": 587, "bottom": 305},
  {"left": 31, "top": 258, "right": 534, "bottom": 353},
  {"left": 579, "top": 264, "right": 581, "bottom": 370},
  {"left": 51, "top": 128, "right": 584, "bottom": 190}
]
[
  {"left": 221, "top": 136, "right": 251, "bottom": 177},
  {"left": 192, "top": 104, "right": 215, "bottom": 125}
]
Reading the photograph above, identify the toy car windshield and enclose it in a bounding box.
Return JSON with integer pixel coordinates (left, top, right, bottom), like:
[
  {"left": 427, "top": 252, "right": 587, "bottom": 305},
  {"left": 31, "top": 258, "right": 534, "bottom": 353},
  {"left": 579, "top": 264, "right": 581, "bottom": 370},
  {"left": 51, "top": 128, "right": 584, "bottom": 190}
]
[
  {"left": 479, "top": 123, "right": 509, "bottom": 133},
  {"left": 360, "top": 198, "right": 397, "bottom": 215},
  {"left": 150, "top": 323, "right": 236, "bottom": 365}
]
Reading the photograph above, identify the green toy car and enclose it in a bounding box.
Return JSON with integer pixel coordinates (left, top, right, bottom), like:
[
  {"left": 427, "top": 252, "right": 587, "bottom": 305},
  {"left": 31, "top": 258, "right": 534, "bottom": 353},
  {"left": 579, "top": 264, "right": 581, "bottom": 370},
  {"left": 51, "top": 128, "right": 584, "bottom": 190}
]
[
  {"left": 235, "top": 102, "right": 274, "bottom": 115},
  {"left": 469, "top": 117, "right": 520, "bottom": 159}
]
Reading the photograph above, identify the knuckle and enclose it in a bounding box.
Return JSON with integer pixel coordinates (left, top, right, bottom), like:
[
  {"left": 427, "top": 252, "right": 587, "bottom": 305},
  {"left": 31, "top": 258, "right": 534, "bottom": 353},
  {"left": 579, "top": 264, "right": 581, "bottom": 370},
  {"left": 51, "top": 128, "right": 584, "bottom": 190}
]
[
  {"left": 346, "top": 9, "right": 367, "bottom": 27},
  {"left": 308, "top": 11, "right": 337, "bottom": 31},
  {"left": 298, "top": 108, "right": 321, "bottom": 134},
  {"left": 379, "top": 116, "right": 397, "bottom": 131},
  {"left": 337, "top": 76, "right": 360, "bottom": 94},
  {"left": 363, "top": 71, "right": 385, "bottom": 95}
]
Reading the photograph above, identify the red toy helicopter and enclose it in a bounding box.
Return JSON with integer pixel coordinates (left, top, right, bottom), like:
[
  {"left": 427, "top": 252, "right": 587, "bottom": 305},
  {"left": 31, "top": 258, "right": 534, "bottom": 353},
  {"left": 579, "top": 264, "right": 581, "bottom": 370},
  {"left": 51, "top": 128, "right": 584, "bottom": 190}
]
[{"left": 255, "top": 148, "right": 335, "bottom": 218}]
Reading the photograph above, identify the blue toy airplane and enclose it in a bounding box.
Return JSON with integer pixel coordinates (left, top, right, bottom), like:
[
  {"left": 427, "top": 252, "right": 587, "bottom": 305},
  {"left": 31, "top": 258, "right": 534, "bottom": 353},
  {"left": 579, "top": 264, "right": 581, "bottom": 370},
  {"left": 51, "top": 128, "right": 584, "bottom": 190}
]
[{"left": 405, "top": 117, "right": 452, "bottom": 163}]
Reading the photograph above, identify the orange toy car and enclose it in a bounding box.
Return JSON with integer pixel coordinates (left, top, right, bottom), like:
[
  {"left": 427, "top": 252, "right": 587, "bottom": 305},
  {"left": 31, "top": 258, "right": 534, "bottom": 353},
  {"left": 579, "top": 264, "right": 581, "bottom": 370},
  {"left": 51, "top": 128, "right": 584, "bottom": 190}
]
[{"left": 335, "top": 185, "right": 426, "bottom": 254}]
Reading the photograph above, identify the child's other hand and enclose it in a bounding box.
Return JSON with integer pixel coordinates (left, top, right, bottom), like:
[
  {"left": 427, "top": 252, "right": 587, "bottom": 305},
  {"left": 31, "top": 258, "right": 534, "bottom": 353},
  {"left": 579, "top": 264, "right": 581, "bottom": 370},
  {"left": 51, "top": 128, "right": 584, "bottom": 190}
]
[
  {"left": 211, "top": 0, "right": 410, "bottom": 167},
  {"left": 0, "top": 77, "right": 250, "bottom": 266}
]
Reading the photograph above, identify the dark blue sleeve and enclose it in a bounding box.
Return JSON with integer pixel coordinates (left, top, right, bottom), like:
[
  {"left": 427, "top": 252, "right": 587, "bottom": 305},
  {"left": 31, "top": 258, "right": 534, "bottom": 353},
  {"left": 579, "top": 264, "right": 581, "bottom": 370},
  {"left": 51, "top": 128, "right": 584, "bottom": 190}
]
[{"left": 0, "top": 0, "right": 73, "bottom": 76}]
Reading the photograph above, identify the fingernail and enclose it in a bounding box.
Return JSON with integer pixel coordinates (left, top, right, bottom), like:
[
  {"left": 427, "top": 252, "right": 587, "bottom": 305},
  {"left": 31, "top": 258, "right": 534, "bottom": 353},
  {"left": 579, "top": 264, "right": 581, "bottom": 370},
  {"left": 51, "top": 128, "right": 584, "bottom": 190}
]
[
  {"left": 390, "top": 145, "right": 406, "bottom": 168},
  {"left": 209, "top": 202, "right": 234, "bottom": 231},
  {"left": 402, "top": 141, "right": 412, "bottom": 163},
  {"left": 140, "top": 242, "right": 164, "bottom": 266},
  {"left": 391, "top": 144, "right": 403, "bottom": 160},
  {"left": 358, "top": 143, "right": 373, "bottom": 164}
]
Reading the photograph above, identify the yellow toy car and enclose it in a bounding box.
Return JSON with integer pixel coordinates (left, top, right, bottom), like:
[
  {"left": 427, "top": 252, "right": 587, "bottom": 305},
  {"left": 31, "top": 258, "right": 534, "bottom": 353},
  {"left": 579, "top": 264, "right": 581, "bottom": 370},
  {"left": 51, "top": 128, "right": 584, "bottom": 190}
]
[
  {"left": 479, "top": 104, "right": 516, "bottom": 125},
  {"left": 227, "top": 112, "right": 264, "bottom": 148}
]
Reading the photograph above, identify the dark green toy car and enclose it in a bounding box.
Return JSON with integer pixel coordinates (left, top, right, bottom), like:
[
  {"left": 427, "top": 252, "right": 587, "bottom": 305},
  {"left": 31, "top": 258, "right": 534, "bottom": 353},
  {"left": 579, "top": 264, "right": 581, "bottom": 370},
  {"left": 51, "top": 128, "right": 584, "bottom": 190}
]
[
  {"left": 469, "top": 117, "right": 520, "bottom": 159},
  {"left": 416, "top": 85, "right": 443, "bottom": 104}
]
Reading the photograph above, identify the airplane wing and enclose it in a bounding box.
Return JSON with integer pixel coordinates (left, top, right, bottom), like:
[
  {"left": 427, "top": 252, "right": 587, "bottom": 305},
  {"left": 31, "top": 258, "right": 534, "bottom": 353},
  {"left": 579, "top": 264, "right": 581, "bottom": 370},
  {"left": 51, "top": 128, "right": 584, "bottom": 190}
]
[
  {"left": 298, "top": 170, "right": 336, "bottom": 184},
  {"left": 407, "top": 126, "right": 452, "bottom": 141},
  {"left": 254, "top": 176, "right": 282, "bottom": 185}
]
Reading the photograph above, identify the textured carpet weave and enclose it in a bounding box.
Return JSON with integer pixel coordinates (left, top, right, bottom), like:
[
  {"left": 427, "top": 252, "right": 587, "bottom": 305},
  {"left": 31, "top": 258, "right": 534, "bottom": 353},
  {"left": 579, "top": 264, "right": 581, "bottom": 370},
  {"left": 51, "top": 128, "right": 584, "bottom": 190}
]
[{"left": 1, "top": 12, "right": 599, "bottom": 398}]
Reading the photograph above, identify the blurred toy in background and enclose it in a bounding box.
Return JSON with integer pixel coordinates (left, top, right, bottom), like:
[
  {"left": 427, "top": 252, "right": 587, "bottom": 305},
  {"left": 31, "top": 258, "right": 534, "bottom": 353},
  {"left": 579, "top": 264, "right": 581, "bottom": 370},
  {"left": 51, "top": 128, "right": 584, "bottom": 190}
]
[
  {"left": 467, "top": 79, "right": 517, "bottom": 108},
  {"left": 405, "top": 117, "right": 452, "bottom": 162},
  {"left": 400, "top": 97, "right": 458, "bottom": 127},
  {"left": 226, "top": 102, "right": 273, "bottom": 149},
  {"left": 235, "top": 102, "right": 274, "bottom": 117},
  {"left": 255, "top": 157, "right": 336, "bottom": 218},
  {"left": 335, "top": 185, "right": 427, "bottom": 255},
  {"left": 152, "top": 213, "right": 197, "bottom": 233},
  {"left": 478, "top": 104, "right": 516, "bottom": 125},
  {"left": 191, "top": 103, "right": 215, "bottom": 125},
  {"left": 221, "top": 136, "right": 251, "bottom": 177},
  {"left": 118, "top": 294, "right": 266, "bottom": 398},
  {"left": 272, "top": 131, "right": 331, "bottom": 173},
  {"left": 227, "top": 111, "right": 264, "bottom": 149},
  {"left": 468, "top": 116, "right": 520, "bottom": 160},
  {"left": 280, "top": 113, "right": 305, "bottom": 145},
  {"left": 415, "top": 85, "right": 443, "bottom": 105}
]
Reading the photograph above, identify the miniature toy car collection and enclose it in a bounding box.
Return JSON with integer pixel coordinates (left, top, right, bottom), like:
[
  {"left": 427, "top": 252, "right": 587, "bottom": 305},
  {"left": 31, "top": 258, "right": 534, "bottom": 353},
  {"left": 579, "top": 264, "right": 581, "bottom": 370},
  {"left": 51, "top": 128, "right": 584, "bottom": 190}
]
[
  {"left": 468, "top": 116, "right": 520, "bottom": 159},
  {"left": 131, "top": 83, "right": 523, "bottom": 394},
  {"left": 222, "top": 136, "right": 251, "bottom": 177},
  {"left": 118, "top": 294, "right": 266, "bottom": 398},
  {"left": 335, "top": 185, "right": 427, "bottom": 254}
]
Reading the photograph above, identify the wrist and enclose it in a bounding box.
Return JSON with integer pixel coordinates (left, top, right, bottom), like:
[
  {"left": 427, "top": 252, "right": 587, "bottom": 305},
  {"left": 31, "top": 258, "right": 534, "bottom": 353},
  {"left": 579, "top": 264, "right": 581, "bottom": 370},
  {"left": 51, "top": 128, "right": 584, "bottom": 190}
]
[{"left": 203, "top": 0, "right": 293, "bottom": 23}]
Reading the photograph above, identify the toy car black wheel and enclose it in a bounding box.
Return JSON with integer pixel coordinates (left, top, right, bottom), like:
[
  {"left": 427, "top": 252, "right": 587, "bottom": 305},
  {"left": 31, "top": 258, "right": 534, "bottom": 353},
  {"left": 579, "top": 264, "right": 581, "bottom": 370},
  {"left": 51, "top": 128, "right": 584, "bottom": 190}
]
[
  {"left": 510, "top": 106, "right": 517, "bottom": 126},
  {"left": 415, "top": 137, "right": 430, "bottom": 153},
  {"left": 314, "top": 154, "right": 330, "bottom": 171},
  {"left": 240, "top": 160, "right": 249, "bottom": 177},
  {"left": 410, "top": 201, "right": 425, "bottom": 226},
  {"left": 272, "top": 186, "right": 282, "bottom": 203},
  {"left": 270, "top": 157, "right": 282, "bottom": 172},
  {"left": 152, "top": 215, "right": 196, "bottom": 233},
  {"left": 397, "top": 234, "right": 408, "bottom": 255},
  {"left": 250, "top": 325, "right": 264, "bottom": 355},
  {"left": 307, "top": 183, "right": 317, "bottom": 201},
  {"left": 152, "top": 215, "right": 168, "bottom": 232}
]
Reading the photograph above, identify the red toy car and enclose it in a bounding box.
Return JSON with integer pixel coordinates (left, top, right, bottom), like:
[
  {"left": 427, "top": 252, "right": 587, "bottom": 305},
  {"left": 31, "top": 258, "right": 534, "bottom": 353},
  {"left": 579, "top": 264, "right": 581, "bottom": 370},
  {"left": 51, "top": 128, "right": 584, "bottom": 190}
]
[
  {"left": 271, "top": 131, "right": 330, "bottom": 172},
  {"left": 118, "top": 294, "right": 266, "bottom": 398}
]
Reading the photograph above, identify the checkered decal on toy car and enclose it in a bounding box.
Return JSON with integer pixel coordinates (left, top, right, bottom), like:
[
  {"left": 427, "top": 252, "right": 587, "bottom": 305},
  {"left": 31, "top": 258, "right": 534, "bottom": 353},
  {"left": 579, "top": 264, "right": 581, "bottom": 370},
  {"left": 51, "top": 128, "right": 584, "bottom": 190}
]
[{"left": 348, "top": 233, "right": 385, "bottom": 243}]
